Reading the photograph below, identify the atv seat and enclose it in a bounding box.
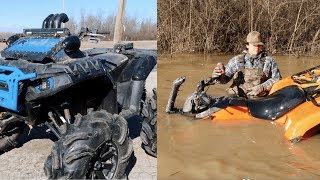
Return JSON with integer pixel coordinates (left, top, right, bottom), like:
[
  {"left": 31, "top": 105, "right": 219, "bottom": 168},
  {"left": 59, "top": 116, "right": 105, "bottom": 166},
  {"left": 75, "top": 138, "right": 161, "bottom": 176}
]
[{"left": 247, "top": 85, "right": 306, "bottom": 120}]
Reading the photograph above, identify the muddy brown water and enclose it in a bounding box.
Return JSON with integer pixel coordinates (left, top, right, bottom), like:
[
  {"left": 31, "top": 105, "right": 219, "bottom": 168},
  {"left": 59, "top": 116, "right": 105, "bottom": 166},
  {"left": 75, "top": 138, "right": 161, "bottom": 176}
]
[{"left": 158, "top": 54, "right": 320, "bottom": 179}]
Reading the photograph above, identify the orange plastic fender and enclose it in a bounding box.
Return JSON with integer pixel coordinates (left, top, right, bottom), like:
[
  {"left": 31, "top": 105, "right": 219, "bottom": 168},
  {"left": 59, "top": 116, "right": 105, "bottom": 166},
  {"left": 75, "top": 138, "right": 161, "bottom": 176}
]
[
  {"left": 275, "top": 99, "right": 320, "bottom": 142},
  {"left": 207, "top": 100, "right": 320, "bottom": 142},
  {"left": 204, "top": 106, "right": 252, "bottom": 121},
  {"left": 311, "top": 69, "right": 320, "bottom": 76},
  {"left": 205, "top": 77, "right": 320, "bottom": 142},
  {"left": 269, "top": 76, "right": 296, "bottom": 93}
]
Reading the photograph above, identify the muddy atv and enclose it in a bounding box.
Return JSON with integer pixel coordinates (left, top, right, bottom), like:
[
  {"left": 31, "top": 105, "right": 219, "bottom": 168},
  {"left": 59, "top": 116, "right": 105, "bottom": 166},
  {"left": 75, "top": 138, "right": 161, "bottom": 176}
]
[
  {"left": 166, "top": 65, "right": 320, "bottom": 143},
  {"left": 0, "top": 13, "right": 156, "bottom": 179}
]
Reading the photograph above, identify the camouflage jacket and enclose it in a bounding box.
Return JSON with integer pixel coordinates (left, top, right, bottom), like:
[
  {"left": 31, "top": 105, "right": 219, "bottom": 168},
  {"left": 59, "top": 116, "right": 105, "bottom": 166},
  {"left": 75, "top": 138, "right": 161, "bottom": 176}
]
[{"left": 223, "top": 51, "right": 282, "bottom": 91}]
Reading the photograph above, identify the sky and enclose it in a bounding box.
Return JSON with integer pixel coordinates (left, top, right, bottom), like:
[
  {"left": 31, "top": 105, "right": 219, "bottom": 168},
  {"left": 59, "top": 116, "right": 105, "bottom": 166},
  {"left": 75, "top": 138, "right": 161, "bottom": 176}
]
[{"left": 0, "top": 0, "right": 157, "bottom": 32}]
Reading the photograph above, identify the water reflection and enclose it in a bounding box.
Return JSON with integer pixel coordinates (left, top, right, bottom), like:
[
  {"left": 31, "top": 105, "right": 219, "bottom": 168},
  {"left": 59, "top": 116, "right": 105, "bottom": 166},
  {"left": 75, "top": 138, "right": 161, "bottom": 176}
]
[{"left": 158, "top": 54, "right": 320, "bottom": 179}]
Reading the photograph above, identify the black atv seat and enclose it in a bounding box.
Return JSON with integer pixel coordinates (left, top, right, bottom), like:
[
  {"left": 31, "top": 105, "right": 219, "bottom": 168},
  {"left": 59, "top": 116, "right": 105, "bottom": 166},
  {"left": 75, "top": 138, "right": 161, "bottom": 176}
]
[{"left": 247, "top": 85, "right": 306, "bottom": 120}]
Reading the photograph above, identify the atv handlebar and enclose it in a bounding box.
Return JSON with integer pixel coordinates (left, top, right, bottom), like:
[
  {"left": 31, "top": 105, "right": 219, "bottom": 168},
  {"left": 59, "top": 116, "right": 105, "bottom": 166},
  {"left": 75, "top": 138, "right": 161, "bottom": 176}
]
[
  {"left": 196, "top": 77, "right": 218, "bottom": 93},
  {"left": 78, "top": 27, "right": 110, "bottom": 40}
]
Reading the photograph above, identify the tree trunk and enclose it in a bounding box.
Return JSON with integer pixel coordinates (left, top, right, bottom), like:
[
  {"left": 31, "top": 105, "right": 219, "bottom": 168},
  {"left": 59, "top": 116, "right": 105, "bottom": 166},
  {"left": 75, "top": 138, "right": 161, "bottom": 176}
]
[
  {"left": 311, "top": 28, "right": 320, "bottom": 54},
  {"left": 288, "top": 0, "right": 303, "bottom": 54},
  {"left": 188, "top": 0, "right": 193, "bottom": 50}
]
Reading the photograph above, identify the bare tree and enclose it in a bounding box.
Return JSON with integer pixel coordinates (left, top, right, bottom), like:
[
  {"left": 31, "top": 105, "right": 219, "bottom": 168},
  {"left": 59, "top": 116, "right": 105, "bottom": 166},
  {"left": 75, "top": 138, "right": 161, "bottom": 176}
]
[
  {"left": 158, "top": 0, "right": 320, "bottom": 55},
  {"left": 65, "top": 17, "right": 77, "bottom": 33}
]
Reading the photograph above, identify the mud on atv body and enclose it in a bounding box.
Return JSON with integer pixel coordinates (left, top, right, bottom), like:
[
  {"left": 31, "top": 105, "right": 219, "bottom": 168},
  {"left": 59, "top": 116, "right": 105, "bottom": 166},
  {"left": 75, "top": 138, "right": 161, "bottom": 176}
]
[
  {"left": 0, "top": 13, "right": 156, "bottom": 179},
  {"left": 167, "top": 65, "right": 320, "bottom": 143}
]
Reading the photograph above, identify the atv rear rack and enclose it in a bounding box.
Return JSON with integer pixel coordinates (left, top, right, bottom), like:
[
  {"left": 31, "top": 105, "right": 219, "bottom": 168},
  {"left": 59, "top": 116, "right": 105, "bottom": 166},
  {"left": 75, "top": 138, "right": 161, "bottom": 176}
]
[{"left": 0, "top": 66, "right": 36, "bottom": 111}]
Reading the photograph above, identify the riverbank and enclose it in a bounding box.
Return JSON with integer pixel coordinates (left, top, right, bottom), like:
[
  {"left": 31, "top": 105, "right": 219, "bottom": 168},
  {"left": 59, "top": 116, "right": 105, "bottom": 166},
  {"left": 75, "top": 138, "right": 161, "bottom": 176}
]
[{"left": 158, "top": 51, "right": 320, "bottom": 59}]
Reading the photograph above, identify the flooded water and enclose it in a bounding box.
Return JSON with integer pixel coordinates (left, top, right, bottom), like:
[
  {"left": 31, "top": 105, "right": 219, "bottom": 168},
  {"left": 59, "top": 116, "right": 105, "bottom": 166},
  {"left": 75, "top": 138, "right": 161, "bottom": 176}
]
[{"left": 158, "top": 54, "right": 320, "bottom": 179}]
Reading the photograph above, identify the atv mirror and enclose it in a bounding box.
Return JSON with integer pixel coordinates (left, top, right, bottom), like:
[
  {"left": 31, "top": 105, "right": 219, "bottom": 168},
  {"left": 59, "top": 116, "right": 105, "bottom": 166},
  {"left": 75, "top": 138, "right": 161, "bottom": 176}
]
[
  {"left": 62, "top": 35, "right": 81, "bottom": 52},
  {"left": 6, "top": 35, "right": 20, "bottom": 46}
]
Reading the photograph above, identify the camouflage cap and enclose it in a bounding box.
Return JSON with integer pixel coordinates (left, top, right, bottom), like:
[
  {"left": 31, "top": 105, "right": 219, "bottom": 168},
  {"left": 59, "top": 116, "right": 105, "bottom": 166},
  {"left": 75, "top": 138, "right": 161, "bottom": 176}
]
[{"left": 246, "top": 31, "right": 264, "bottom": 46}]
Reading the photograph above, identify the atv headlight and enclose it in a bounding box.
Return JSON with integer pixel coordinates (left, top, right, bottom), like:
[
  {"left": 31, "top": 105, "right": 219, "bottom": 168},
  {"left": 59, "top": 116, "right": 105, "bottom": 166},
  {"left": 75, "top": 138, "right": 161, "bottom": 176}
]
[
  {"left": 40, "top": 79, "right": 50, "bottom": 91},
  {"left": 35, "top": 78, "right": 53, "bottom": 92}
]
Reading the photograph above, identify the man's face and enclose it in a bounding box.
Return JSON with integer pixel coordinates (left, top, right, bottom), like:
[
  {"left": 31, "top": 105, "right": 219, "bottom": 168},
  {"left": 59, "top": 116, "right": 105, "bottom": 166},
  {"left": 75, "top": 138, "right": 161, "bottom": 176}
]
[{"left": 246, "top": 43, "right": 263, "bottom": 55}]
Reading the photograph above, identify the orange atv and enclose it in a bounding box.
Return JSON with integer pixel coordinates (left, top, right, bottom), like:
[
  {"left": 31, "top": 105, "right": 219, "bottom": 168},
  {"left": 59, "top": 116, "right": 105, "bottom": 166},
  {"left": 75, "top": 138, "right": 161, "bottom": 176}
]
[{"left": 166, "top": 65, "right": 320, "bottom": 143}]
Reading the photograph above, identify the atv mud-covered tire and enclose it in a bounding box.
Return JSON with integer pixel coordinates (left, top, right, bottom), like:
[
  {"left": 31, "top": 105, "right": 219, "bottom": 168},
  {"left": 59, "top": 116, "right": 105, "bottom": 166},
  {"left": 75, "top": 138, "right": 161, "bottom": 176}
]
[
  {"left": 140, "top": 88, "right": 157, "bottom": 157},
  {"left": 0, "top": 128, "right": 23, "bottom": 155},
  {"left": 44, "top": 110, "right": 133, "bottom": 179},
  {"left": 0, "top": 114, "right": 26, "bottom": 155}
]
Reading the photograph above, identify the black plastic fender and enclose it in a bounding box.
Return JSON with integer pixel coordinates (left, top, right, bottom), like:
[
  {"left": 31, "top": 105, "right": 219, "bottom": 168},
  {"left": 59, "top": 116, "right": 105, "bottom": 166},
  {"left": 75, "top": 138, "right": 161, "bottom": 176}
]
[
  {"left": 248, "top": 85, "right": 306, "bottom": 120},
  {"left": 115, "top": 53, "right": 156, "bottom": 118},
  {"left": 118, "top": 54, "right": 156, "bottom": 82},
  {"left": 132, "top": 54, "right": 156, "bottom": 81}
]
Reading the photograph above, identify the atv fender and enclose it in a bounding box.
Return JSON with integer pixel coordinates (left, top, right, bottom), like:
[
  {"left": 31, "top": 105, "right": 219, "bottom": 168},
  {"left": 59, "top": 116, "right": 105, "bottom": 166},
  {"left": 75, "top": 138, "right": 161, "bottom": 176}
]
[
  {"left": 132, "top": 54, "right": 156, "bottom": 81},
  {"left": 247, "top": 85, "right": 306, "bottom": 120},
  {"left": 118, "top": 54, "right": 156, "bottom": 82},
  {"left": 117, "top": 54, "right": 156, "bottom": 118},
  {"left": 275, "top": 99, "right": 320, "bottom": 142}
]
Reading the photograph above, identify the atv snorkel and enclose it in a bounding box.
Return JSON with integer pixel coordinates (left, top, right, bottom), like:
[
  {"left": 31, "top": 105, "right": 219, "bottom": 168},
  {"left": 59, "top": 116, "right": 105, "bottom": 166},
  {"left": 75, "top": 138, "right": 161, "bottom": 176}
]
[
  {"left": 166, "top": 76, "right": 186, "bottom": 113},
  {"left": 166, "top": 76, "right": 220, "bottom": 115}
]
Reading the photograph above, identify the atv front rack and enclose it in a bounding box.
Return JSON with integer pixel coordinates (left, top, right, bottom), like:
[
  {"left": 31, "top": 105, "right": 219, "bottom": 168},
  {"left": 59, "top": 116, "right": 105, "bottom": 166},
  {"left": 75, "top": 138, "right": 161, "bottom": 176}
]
[{"left": 0, "top": 66, "right": 36, "bottom": 112}]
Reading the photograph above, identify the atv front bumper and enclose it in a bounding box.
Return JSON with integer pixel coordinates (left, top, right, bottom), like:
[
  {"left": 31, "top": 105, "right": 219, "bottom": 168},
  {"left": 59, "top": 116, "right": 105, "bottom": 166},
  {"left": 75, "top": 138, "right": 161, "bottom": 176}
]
[{"left": 0, "top": 65, "right": 36, "bottom": 111}]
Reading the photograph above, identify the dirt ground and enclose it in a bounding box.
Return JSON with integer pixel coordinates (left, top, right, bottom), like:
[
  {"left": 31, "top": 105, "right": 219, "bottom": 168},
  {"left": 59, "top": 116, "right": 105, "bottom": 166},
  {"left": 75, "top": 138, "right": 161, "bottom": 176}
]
[{"left": 0, "top": 40, "right": 157, "bottom": 179}]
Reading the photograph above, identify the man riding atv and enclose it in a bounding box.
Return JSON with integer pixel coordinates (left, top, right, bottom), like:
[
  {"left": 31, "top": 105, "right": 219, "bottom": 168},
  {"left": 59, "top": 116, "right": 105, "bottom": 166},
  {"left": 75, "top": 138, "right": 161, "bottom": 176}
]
[
  {"left": 215, "top": 31, "right": 281, "bottom": 98},
  {"left": 166, "top": 31, "right": 320, "bottom": 143},
  {"left": 166, "top": 31, "right": 282, "bottom": 118}
]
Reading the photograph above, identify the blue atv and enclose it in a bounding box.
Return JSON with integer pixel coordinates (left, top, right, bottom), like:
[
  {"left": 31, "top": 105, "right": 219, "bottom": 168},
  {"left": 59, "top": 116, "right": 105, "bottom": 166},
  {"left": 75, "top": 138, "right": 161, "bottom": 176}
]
[{"left": 0, "top": 13, "right": 157, "bottom": 179}]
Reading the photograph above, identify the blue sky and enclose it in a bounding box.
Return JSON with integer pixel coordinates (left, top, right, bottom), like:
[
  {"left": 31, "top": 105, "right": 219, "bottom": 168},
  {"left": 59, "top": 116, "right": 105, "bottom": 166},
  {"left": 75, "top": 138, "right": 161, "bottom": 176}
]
[{"left": 0, "top": 0, "right": 157, "bottom": 32}]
